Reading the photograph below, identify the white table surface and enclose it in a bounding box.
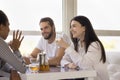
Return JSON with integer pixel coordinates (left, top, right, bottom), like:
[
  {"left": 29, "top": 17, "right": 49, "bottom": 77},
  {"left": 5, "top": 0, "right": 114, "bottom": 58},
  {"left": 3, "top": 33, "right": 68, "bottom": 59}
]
[{"left": 20, "top": 67, "right": 96, "bottom": 80}]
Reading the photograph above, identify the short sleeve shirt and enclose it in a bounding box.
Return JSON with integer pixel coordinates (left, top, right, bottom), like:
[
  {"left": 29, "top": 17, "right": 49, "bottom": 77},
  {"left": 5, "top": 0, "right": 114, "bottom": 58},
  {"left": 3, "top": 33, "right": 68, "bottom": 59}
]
[{"left": 36, "top": 33, "right": 71, "bottom": 58}]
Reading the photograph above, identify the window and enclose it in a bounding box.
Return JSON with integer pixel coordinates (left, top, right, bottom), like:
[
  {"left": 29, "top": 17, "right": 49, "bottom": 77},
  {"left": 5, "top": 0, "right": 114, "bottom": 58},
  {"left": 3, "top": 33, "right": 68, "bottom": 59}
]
[
  {"left": 0, "top": 0, "right": 62, "bottom": 32},
  {"left": 77, "top": 0, "right": 120, "bottom": 30},
  {"left": 77, "top": 0, "right": 120, "bottom": 52},
  {"left": 1, "top": 0, "right": 62, "bottom": 55}
]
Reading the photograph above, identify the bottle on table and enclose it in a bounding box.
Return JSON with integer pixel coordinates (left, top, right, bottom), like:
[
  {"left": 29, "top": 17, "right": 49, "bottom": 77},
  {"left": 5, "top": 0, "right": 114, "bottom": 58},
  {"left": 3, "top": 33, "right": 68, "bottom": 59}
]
[{"left": 39, "top": 51, "right": 50, "bottom": 72}]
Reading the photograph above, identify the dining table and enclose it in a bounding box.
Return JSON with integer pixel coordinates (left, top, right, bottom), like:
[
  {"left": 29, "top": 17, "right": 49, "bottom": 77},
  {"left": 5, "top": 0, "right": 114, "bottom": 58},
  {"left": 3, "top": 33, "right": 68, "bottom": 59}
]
[{"left": 20, "top": 66, "right": 97, "bottom": 80}]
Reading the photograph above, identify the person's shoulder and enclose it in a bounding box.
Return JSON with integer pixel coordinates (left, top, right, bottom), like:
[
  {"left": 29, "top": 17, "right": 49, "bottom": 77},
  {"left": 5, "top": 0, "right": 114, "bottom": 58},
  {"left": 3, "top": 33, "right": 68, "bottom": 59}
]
[
  {"left": 89, "top": 41, "right": 101, "bottom": 50},
  {"left": 0, "top": 37, "right": 8, "bottom": 46},
  {"left": 91, "top": 41, "right": 100, "bottom": 45},
  {"left": 37, "top": 36, "right": 47, "bottom": 45},
  {"left": 90, "top": 41, "right": 101, "bottom": 47},
  {"left": 39, "top": 36, "right": 46, "bottom": 41},
  {"left": 0, "top": 37, "right": 4, "bottom": 41}
]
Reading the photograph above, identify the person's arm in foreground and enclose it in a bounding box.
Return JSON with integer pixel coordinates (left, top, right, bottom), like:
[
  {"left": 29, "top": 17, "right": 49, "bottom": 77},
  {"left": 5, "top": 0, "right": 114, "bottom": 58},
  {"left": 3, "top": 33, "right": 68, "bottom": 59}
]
[
  {"left": 1, "top": 30, "right": 26, "bottom": 73},
  {"left": 30, "top": 47, "right": 65, "bottom": 66}
]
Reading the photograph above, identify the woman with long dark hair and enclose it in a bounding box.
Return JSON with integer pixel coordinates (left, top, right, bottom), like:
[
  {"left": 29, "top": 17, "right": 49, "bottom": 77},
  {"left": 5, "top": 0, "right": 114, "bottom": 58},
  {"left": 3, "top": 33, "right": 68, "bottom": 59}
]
[{"left": 56, "top": 16, "right": 109, "bottom": 80}]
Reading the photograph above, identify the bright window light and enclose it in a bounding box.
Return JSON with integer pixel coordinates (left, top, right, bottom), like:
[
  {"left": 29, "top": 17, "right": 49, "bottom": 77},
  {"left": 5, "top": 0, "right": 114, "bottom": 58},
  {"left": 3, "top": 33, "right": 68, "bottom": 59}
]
[
  {"left": 77, "top": 0, "right": 120, "bottom": 30},
  {"left": 0, "top": 0, "right": 62, "bottom": 32},
  {"left": 1, "top": 0, "right": 62, "bottom": 55}
]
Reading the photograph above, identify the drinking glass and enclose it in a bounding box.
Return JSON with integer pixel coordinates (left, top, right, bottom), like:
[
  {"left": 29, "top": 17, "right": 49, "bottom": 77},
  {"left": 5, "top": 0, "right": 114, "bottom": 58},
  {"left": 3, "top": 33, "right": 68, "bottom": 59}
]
[{"left": 29, "top": 58, "right": 39, "bottom": 73}]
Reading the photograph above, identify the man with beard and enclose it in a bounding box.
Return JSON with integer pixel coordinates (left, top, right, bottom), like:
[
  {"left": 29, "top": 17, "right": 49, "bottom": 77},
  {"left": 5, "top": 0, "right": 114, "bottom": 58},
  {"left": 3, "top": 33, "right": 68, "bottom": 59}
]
[{"left": 27, "top": 17, "right": 71, "bottom": 66}]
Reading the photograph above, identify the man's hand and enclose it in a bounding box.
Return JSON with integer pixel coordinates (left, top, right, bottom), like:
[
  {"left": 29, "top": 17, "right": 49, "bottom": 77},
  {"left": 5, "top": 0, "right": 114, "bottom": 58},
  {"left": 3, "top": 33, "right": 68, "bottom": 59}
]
[
  {"left": 23, "top": 56, "right": 31, "bottom": 65},
  {"left": 9, "top": 30, "right": 24, "bottom": 51}
]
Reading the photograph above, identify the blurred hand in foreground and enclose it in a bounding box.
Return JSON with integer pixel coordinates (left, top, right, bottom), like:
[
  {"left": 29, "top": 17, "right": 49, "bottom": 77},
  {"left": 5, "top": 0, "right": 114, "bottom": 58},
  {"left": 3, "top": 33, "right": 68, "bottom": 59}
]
[{"left": 9, "top": 30, "right": 24, "bottom": 51}]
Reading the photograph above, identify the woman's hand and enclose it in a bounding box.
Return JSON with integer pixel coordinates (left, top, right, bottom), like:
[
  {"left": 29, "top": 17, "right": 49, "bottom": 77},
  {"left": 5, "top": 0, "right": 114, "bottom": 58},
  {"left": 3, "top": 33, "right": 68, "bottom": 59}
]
[
  {"left": 65, "top": 63, "right": 77, "bottom": 69},
  {"left": 56, "top": 38, "right": 69, "bottom": 49},
  {"left": 9, "top": 30, "right": 24, "bottom": 51}
]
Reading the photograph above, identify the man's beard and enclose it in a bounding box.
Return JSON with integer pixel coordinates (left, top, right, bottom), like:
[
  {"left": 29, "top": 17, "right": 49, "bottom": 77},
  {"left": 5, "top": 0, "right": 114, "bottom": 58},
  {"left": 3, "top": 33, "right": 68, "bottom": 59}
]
[{"left": 44, "top": 31, "right": 53, "bottom": 40}]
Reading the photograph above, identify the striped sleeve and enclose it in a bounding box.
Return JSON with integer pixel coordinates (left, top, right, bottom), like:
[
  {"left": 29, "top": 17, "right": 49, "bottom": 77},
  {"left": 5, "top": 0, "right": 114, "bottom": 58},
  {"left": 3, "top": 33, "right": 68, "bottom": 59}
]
[{"left": 0, "top": 37, "right": 26, "bottom": 73}]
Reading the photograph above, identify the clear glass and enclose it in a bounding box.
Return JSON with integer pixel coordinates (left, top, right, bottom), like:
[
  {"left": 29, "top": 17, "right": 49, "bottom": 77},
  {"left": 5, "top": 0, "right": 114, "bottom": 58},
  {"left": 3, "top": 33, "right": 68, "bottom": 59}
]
[
  {"left": 29, "top": 57, "right": 39, "bottom": 73},
  {"left": 28, "top": 50, "right": 40, "bottom": 73}
]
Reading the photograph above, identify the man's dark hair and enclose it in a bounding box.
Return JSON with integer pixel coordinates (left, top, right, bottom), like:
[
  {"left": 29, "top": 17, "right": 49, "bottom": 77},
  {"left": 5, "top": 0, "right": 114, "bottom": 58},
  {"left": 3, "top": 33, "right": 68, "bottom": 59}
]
[
  {"left": 40, "top": 17, "right": 55, "bottom": 27},
  {"left": 0, "top": 10, "right": 8, "bottom": 26}
]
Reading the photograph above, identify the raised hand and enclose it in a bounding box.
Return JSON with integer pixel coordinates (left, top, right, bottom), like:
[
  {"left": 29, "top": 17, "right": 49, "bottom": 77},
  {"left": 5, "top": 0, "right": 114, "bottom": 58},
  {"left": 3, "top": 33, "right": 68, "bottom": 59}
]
[
  {"left": 9, "top": 30, "right": 24, "bottom": 51},
  {"left": 56, "top": 38, "right": 69, "bottom": 49}
]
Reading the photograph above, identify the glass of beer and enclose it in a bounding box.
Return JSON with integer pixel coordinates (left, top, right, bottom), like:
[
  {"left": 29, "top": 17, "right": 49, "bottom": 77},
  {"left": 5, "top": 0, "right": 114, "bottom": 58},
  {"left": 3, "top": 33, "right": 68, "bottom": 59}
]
[
  {"left": 29, "top": 63, "right": 39, "bottom": 73},
  {"left": 29, "top": 58, "right": 39, "bottom": 73}
]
